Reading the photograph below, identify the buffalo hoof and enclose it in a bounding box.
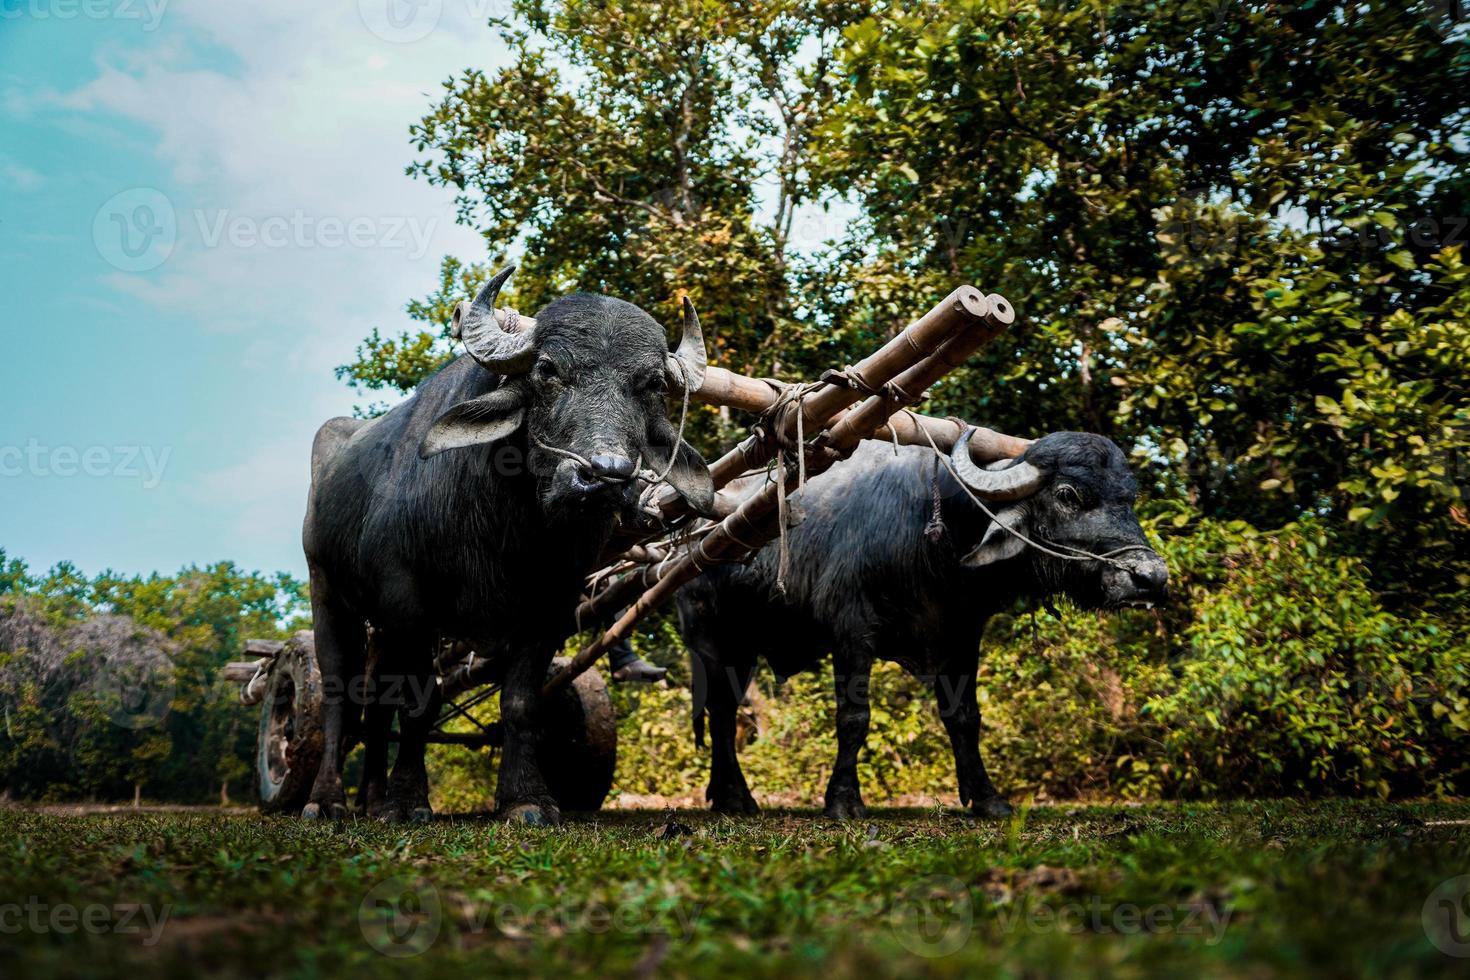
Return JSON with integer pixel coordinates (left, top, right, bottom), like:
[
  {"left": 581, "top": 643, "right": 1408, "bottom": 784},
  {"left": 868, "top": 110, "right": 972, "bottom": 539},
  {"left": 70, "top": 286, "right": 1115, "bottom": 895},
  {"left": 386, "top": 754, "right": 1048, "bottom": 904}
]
[
  {"left": 824, "top": 799, "right": 867, "bottom": 820},
  {"left": 710, "top": 792, "right": 760, "bottom": 816},
  {"left": 972, "top": 795, "right": 1015, "bottom": 820},
  {"left": 824, "top": 788, "right": 867, "bottom": 820},
  {"left": 360, "top": 785, "right": 388, "bottom": 818},
  {"left": 302, "top": 800, "right": 347, "bottom": 821},
  {"left": 375, "top": 799, "right": 433, "bottom": 824},
  {"left": 503, "top": 802, "right": 561, "bottom": 827}
]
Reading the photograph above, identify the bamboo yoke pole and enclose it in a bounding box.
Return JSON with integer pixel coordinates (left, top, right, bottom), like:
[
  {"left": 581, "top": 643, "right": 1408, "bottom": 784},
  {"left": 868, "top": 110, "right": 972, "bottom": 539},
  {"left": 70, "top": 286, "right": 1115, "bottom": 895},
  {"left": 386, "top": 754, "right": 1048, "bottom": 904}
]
[{"left": 690, "top": 365, "right": 1031, "bottom": 460}]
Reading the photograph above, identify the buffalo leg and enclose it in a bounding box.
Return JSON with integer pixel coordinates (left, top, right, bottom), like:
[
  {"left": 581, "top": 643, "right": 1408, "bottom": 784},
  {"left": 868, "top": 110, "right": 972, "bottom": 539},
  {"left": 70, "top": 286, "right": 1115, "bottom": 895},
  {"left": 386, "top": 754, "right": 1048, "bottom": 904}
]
[
  {"left": 495, "top": 644, "right": 560, "bottom": 826},
  {"left": 380, "top": 647, "right": 437, "bottom": 823},
  {"left": 356, "top": 631, "right": 391, "bottom": 816},
  {"left": 703, "top": 655, "right": 759, "bottom": 815},
  {"left": 824, "top": 647, "right": 872, "bottom": 820},
  {"left": 358, "top": 697, "right": 394, "bottom": 817},
  {"left": 303, "top": 586, "right": 364, "bottom": 820},
  {"left": 677, "top": 580, "right": 759, "bottom": 815},
  {"left": 933, "top": 662, "right": 1013, "bottom": 819}
]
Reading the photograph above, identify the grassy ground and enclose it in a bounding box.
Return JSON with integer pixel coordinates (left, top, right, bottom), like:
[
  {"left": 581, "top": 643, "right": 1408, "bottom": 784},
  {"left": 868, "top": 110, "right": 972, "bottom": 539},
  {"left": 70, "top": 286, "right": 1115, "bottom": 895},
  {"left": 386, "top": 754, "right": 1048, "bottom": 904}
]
[{"left": 2, "top": 800, "right": 1468, "bottom": 978}]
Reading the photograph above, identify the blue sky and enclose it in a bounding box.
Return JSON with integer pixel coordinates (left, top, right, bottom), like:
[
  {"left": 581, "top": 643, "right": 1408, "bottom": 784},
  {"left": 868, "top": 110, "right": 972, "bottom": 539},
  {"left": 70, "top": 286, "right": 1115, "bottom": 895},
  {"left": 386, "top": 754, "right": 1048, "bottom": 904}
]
[{"left": 0, "top": 3, "right": 519, "bottom": 580}]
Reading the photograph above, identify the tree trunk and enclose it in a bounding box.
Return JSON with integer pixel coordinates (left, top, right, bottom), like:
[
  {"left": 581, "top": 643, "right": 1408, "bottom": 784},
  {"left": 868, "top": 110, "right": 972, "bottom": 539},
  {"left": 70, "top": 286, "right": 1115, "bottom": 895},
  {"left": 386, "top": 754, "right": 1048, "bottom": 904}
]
[
  {"left": 220, "top": 780, "right": 230, "bottom": 807},
  {"left": 132, "top": 783, "right": 141, "bottom": 808}
]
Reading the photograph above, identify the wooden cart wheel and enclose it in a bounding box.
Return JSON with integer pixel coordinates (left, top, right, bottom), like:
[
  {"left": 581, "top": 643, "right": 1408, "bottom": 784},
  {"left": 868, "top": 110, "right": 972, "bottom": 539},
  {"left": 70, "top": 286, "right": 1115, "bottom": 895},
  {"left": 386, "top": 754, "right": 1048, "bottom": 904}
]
[
  {"left": 536, "top": 657, "right": 618, "bottom": 812},
  {"left": 255, "top": 632, "right": 325, "bottom": 814}
]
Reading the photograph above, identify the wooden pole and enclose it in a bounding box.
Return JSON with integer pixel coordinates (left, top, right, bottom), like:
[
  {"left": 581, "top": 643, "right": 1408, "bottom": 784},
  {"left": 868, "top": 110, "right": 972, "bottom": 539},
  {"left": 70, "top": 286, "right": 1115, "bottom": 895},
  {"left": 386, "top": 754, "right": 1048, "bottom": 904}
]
[
  {"left": 543, "top": 293, "right": 1017, "bottom": 698},
  {"left": 651, "top": 286, "right": 999, "bottom": 521}
]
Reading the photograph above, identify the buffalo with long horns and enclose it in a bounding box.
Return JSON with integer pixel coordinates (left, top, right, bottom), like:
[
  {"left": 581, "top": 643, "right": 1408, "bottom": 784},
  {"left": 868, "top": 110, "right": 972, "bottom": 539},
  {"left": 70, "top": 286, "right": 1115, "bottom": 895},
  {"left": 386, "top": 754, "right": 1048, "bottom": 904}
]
[
  {"left": 302, "top": 266, "right": 713, "bottom": 825},
  {"left": 675, "top": 430, "right": 1168, "bottom": 820}
]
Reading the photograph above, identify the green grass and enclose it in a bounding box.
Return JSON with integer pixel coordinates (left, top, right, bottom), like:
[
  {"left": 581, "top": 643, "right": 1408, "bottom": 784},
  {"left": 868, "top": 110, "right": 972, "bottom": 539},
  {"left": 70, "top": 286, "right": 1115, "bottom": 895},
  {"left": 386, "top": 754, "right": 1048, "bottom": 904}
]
[{"left": 1, "top": 800, "right": 1468, "bottom": 977}]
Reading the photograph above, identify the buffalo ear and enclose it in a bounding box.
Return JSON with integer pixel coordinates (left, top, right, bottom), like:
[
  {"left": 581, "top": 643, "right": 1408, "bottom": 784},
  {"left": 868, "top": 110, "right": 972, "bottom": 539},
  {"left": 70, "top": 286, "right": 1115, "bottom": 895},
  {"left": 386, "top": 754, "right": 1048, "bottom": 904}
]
[
  {"left": 420, "top": 386, "right": 526, "bottom": 459},
  {"left": 961, "top": 504, "right": 1030, "bottom": 567},
  {"left": 647, "top": 432, "right": 715, "bottom": 516}
]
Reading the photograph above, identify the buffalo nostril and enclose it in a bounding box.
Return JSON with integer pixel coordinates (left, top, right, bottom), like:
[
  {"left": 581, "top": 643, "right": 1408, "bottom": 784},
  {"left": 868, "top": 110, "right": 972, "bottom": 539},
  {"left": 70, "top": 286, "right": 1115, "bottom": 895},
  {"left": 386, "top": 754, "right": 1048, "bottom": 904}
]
[
  {"left": 1131, "top": 564, "right": 1168, "bottom": 594},
  {"left": 587, "top": 454, "right": 636, "bottom": 481}
]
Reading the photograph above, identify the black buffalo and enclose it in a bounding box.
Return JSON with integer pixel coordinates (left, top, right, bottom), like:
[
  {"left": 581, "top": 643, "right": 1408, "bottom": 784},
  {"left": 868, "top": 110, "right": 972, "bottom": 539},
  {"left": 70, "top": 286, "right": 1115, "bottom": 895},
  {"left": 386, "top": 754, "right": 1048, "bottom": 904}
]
[
  {"left": 303, "top": 266, "right": 713, "bottom": 825},
  {"left": 675, "top": 430, "right": 1168, "bottom": 819}
]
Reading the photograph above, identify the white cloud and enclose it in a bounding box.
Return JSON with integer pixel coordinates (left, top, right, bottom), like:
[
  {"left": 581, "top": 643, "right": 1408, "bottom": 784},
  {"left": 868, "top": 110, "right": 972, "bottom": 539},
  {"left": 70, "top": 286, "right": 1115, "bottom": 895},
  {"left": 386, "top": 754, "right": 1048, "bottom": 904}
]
[
  {"left": 0, "top": 155, "right": 45, "bottom": 191},
  {"left": 30, "top": 2, "right": 515, "bottom": 573}
]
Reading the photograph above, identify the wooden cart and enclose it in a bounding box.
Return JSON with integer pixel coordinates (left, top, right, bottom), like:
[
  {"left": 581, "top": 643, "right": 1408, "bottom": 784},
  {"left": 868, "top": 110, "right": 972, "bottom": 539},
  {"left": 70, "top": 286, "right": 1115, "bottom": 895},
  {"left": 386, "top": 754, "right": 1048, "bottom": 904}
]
[
  {"left": 224, "top": 285, "right": 1022, "bottom": 815},
  {"left": 224, "top": 635, "right": 617, "bottom": 814}
]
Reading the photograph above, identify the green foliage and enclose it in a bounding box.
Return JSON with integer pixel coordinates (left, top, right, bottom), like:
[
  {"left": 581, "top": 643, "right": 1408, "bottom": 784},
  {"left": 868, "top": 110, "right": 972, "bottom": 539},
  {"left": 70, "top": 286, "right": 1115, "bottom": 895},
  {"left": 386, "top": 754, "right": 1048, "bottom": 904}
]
[
  {"left": 981, "top": 518, "right": 1468, "bottom": 801},
  {"left": 1143, "top": 519, "right": 1470, "bottom": 798},
  {"left": 346, "top": 0, "right": 1470, "bottom": 580},
  {"left": 0, "top": 557, "right": 308, "bottom": 804}
]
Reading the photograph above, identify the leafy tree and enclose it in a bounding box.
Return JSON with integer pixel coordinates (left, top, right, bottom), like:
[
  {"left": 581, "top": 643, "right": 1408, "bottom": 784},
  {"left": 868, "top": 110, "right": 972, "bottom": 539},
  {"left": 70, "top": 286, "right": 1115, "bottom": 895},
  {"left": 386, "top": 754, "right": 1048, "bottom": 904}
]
[
  {"left": 340, "top": 0, "right": 863, "bottom": 444},
  {"left": 813, "top": 0, "right": 1470, "bottom": 593},
  {"left": 0, "top": 563, "right": 307, "bottom": 803},
  {"left": 0, "top": 548, "right": 33, "bottom": 595}
]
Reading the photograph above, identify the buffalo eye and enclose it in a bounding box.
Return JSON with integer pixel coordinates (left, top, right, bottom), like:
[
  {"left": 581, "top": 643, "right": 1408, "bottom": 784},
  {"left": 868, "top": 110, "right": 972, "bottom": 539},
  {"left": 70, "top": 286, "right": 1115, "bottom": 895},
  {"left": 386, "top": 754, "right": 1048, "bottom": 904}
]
[
  {"left": 643, "top": 373, "right": 668, "bottom": 396},
  {"left": 534, "top": 357, "right": 563, "bottom": 384},
  {"left": 1055, "top": 483, "right": 1083, "bottom": 507}
]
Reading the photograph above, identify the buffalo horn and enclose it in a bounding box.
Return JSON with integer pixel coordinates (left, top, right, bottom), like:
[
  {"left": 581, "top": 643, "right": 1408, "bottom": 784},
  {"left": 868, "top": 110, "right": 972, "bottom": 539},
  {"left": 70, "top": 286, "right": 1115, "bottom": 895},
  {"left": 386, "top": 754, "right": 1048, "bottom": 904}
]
[{"left": 950, "top": 426, "right": 1046, "bottom": 501}]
